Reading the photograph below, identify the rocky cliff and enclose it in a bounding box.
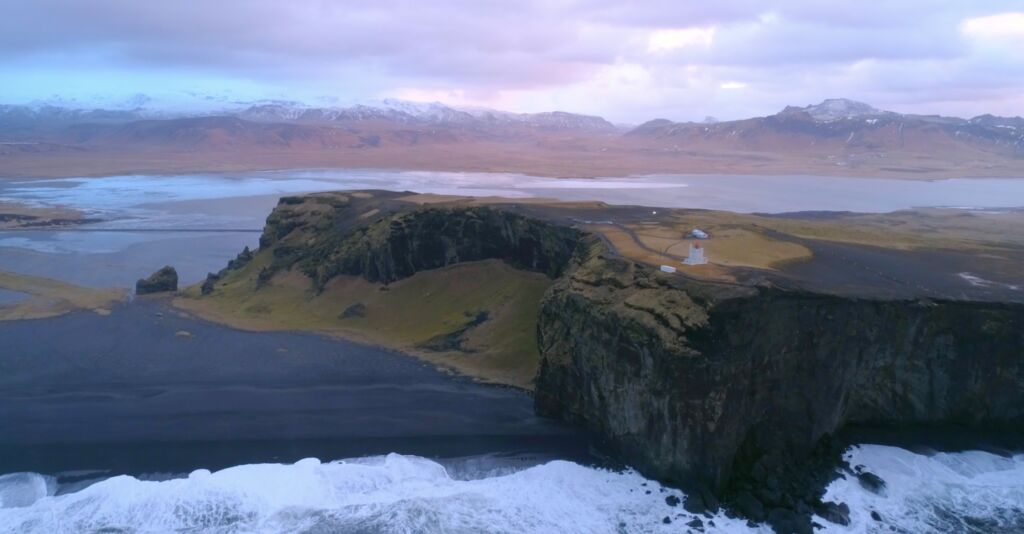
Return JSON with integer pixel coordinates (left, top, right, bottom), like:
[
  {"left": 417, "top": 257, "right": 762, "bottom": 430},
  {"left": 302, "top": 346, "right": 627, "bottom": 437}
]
[
  {"left": 136, "top": 266, "right": 178, "bottom": 295},
  {"left": 535, "top": 235, "right": 1024, "bottom": 528},
  {"left": 212, "top": 193, "right": 1024, "bottom": 531},
  {"left": 254, "top": 194, "right": 581, "bottom": 289}
]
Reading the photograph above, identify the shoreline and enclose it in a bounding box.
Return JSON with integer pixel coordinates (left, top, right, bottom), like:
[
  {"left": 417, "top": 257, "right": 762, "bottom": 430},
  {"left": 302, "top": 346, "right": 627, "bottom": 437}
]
[
  {"left": 4, "top": 165, "right": 1024, "bottom": 183},
  {"left": 170, "top": 294, "right": 535, "bottom": 393},
  {"left": 0, "top": 298, "right": 583, "bottom": 477}
]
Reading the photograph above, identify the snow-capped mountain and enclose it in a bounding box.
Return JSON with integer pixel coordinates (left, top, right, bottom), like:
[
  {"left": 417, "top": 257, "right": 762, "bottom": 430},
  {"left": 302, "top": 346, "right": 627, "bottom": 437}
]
[
  {"left": 626, "top": 98, "right": 1024, "bottom": 158},
  {"left": 4, "top": 96, "right": 1021, "bottom": 166},
  {"left": 783, "top": 98, "right": 891, "bottom": 121},
  {"left": 969, "top": 114, "right": 1024, "bottom": 131},
  {"left": 232, "top": 99, "right": 618, "bottom": 133}
]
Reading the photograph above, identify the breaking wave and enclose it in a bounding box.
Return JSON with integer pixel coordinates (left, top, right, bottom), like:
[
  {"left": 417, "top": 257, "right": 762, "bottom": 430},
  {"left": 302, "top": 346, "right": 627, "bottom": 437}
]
[
  {"left": 821, "top": 445, "right": 1024, "bottom": 533},
  {"left": 0, "top": 454, "right": 757, "bottom": 533},
  {"left": 1, "top": 447, "right": 1021, "bottom": 533}
]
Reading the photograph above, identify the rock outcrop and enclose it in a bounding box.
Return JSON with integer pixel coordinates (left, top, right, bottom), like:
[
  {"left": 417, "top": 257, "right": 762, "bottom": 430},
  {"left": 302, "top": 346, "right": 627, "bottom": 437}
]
[
  {"left": 135, "top": 266, "right": 178, "bottom": 295},
  {"left": 215, "top": 192, "right": 1024, "bottom": 531},
  {"left": 534, "top": 236, "right": 1024, "bottom": 529},
  {"left": 257, "top": 195, "right": 581, "bottom": 289}
]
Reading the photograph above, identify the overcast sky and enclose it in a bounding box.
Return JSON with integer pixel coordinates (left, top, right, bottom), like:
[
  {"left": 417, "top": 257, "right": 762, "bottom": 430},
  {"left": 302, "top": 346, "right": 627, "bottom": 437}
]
[{"left": 1, "top": 0, "right": 1022, "bottom": 123}]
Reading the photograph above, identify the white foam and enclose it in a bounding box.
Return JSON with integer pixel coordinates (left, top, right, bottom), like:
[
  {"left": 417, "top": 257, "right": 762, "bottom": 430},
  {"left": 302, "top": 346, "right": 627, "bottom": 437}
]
[
  {"left": 0, "top": 473, "right": 54, "bottom": 509},
  {"left": 958, "top": 272, "right": 1021, "bottom": 291},
  {"left": 0, "top": 454, "right": 760, "bottom": 534},
  {"left": 818, "top": 445, "right": 1024, "bottom": 532},
  {"left": 4, "top": 448, "right": 1022, "bottom": 532},
  {"left": 959, "top": 272, "right": 994, "bottom": 287}
]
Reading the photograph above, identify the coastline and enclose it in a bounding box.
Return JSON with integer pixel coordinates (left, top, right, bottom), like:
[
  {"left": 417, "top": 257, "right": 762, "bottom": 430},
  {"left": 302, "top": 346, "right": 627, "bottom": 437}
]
[
  {"left": 0, "top": 298, "right": 585, "bottom": 477},
  {"left": 171, "top": 294, "right": 535, "bottom": 392},
  {"left": 172, "top": 257, "right": 550, "bottom": 391}
]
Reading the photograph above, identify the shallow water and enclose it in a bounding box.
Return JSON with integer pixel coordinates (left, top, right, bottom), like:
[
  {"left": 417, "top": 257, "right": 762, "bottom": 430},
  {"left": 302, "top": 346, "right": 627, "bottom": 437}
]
[
  {"left": 2, "top": 170, "right": 1023, "bottom": 288},
  {"left": 5, "top": 170, "right": 1024, "bottom": 220},
  {"left": 0, "top": 288, "right": 29, "bottom": 305},
  {"left": 0, "top": 232, "right": 258, "bottom": 287}
]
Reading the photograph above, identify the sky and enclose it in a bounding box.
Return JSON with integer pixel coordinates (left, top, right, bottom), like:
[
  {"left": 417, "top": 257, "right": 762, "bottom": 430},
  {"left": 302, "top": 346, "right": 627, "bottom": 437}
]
[{"left": 1, "top": 0, "right": 1022, "bottom": 123}]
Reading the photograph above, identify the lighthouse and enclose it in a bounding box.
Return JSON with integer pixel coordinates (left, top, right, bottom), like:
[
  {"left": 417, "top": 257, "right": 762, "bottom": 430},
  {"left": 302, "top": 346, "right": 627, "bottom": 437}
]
[{"left": 683, "top": 241, "right": 708, "bottom": 265}]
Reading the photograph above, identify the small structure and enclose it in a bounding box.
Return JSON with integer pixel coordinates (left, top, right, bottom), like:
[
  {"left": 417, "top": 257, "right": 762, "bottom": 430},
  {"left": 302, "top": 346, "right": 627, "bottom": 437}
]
[
  {"left": 659, "top": 265, "right": 677, "bottom": 273},
  {"left": 682, "top": 242, "right": 708, "bottom": 265},
  {"left": 691, "top": 228, "right": 709, "bottom": 239}
]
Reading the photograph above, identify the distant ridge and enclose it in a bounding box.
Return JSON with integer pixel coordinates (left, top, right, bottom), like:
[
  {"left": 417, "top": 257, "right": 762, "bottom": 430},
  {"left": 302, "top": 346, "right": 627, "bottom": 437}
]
[
  {"left": 625, "top": 98, "right": 1024, "bottom": 159},
  {"left": 2, "top": 97, "right": 1023, "bottom": 179}
]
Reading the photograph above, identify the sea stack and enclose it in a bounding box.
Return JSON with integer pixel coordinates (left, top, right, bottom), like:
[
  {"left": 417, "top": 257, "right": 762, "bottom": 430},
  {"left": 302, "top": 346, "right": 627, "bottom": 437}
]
[{"left": 136, "top": 266, "right": 179, "bottom": 295}]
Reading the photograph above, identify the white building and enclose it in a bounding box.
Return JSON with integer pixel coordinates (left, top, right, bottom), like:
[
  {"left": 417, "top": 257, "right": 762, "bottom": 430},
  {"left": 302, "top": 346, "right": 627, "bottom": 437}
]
[{"left": 682, "top": 241, "right": 708, "bottom": 265}]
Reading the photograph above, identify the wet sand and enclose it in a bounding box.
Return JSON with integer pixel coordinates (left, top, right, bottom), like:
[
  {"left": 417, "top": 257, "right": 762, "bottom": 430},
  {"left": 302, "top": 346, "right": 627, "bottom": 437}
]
[{"left": 0, "top": 299, "right": 589, "bottom": 476}]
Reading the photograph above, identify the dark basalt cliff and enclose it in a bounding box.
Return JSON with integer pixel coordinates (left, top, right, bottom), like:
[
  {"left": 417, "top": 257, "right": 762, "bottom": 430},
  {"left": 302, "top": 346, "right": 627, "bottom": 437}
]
[
  {"left": 225, "top": 193, "right": 1024, "bottom": 531},
  {"left": 135, "top": 266, "right": 178, "bottom": 295},
  {"left": 255, "top": 194, "right": 580, "bottom": 289},
  {"left": 535, "top": 235, "right": 1024, "bottom": 529}
]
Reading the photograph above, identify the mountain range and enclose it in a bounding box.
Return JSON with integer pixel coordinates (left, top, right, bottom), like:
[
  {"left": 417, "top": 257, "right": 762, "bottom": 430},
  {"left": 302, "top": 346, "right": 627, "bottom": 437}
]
[
  {"left": 629, "top": 98, "right": 1024, "bottom": 160},
  {"left": 1, "top": 98, "right": 1021, "bottom": 178}
]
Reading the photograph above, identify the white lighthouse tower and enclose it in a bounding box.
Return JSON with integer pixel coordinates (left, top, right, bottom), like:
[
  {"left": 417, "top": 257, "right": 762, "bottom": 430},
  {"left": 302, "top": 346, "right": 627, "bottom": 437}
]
[{"left": 683, "top": 241, "right": 708, "bottom": 265}]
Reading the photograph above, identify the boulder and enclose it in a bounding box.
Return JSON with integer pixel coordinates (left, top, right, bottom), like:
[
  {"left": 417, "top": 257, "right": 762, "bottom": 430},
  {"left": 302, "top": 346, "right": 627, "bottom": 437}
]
[
  {"left": 856, "top": 471, "right": 886, "bottom": 495},
  {"left": 200, "top": 272, "right": 219, "bottom": 295},
  {"left": 814, "top": 501, "right": 850, "bottom": 526}
]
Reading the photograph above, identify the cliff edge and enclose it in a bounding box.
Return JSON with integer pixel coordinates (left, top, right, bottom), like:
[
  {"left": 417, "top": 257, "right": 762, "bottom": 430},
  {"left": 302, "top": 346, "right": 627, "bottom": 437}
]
[
  {"left": 182, "top": 191, "right": 1024, "bottom": 532},
  {"left": 535, "top": 235, "right": 1024, "bottom": 530}
]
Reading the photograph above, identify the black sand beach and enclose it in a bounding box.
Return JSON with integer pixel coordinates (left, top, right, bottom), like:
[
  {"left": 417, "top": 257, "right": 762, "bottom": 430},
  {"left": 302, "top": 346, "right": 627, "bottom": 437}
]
[{"left": 0, "top": 299, "right": 589, "bottom": 476}]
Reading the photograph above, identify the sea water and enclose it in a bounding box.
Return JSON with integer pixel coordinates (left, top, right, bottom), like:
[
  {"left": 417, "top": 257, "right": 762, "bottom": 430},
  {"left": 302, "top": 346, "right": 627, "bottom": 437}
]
[
  {"left": 1, "top": 446, "right": 1022, "bottom": 533},
  {"left": 0, "top": 454, "right": 758, "bottom": 533},
  {"left": 2, "top": 171, "right": 1023, "bottom": 531}
]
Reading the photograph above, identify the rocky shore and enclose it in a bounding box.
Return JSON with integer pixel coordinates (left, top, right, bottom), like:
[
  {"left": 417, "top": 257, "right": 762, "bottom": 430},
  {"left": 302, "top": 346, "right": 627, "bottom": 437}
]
[{"left": 534, "top": 236, "right": 1024, "bottom": 531}]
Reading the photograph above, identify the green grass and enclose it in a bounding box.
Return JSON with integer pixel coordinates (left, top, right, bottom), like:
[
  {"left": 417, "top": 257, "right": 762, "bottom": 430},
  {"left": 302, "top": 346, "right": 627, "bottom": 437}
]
[{"left": 176, "top": 252, "right": 551, "bottom": 389}]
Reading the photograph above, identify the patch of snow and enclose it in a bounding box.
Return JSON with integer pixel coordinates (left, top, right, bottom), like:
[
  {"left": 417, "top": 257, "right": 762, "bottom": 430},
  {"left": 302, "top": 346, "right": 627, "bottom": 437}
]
[{"left": 800, "top": 98, "right": 887, "bottom": 121}]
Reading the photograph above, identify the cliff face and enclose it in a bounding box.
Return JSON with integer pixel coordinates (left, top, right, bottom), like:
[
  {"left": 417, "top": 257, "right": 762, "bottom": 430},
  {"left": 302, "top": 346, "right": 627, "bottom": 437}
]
[
  {"left": 535, "top": 237, "right": 1024, "bottom": 511},
  {"left": 257, "top": 195, "right": 580, "bottom": 289},
  {"left": 135, "top": 266, "right": 178, "bottom": 295},
  {"left": 229, "top": 193, "right": 1023, "bottom": 528}
]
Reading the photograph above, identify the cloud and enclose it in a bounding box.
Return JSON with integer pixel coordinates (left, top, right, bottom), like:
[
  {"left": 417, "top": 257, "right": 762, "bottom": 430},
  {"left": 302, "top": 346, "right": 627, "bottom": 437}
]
[
  {"left": 647, "top": 27, "right": 716, "bottom": 53},
  {"left": 719, "top": 81, "right": 748, "bottom": 90},
  {"left": 0, "top": 0, "right": 1021, "bottom": 122},
  {"left": 961, "top": 11, "right": 1024, "bottom": 38}
]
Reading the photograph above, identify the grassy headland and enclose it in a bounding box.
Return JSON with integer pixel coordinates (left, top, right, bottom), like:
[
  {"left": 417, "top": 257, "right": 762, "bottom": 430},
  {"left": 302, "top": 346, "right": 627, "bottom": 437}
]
[{"left": 176, "top": 254, "right": 551, "bottom": 389}]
